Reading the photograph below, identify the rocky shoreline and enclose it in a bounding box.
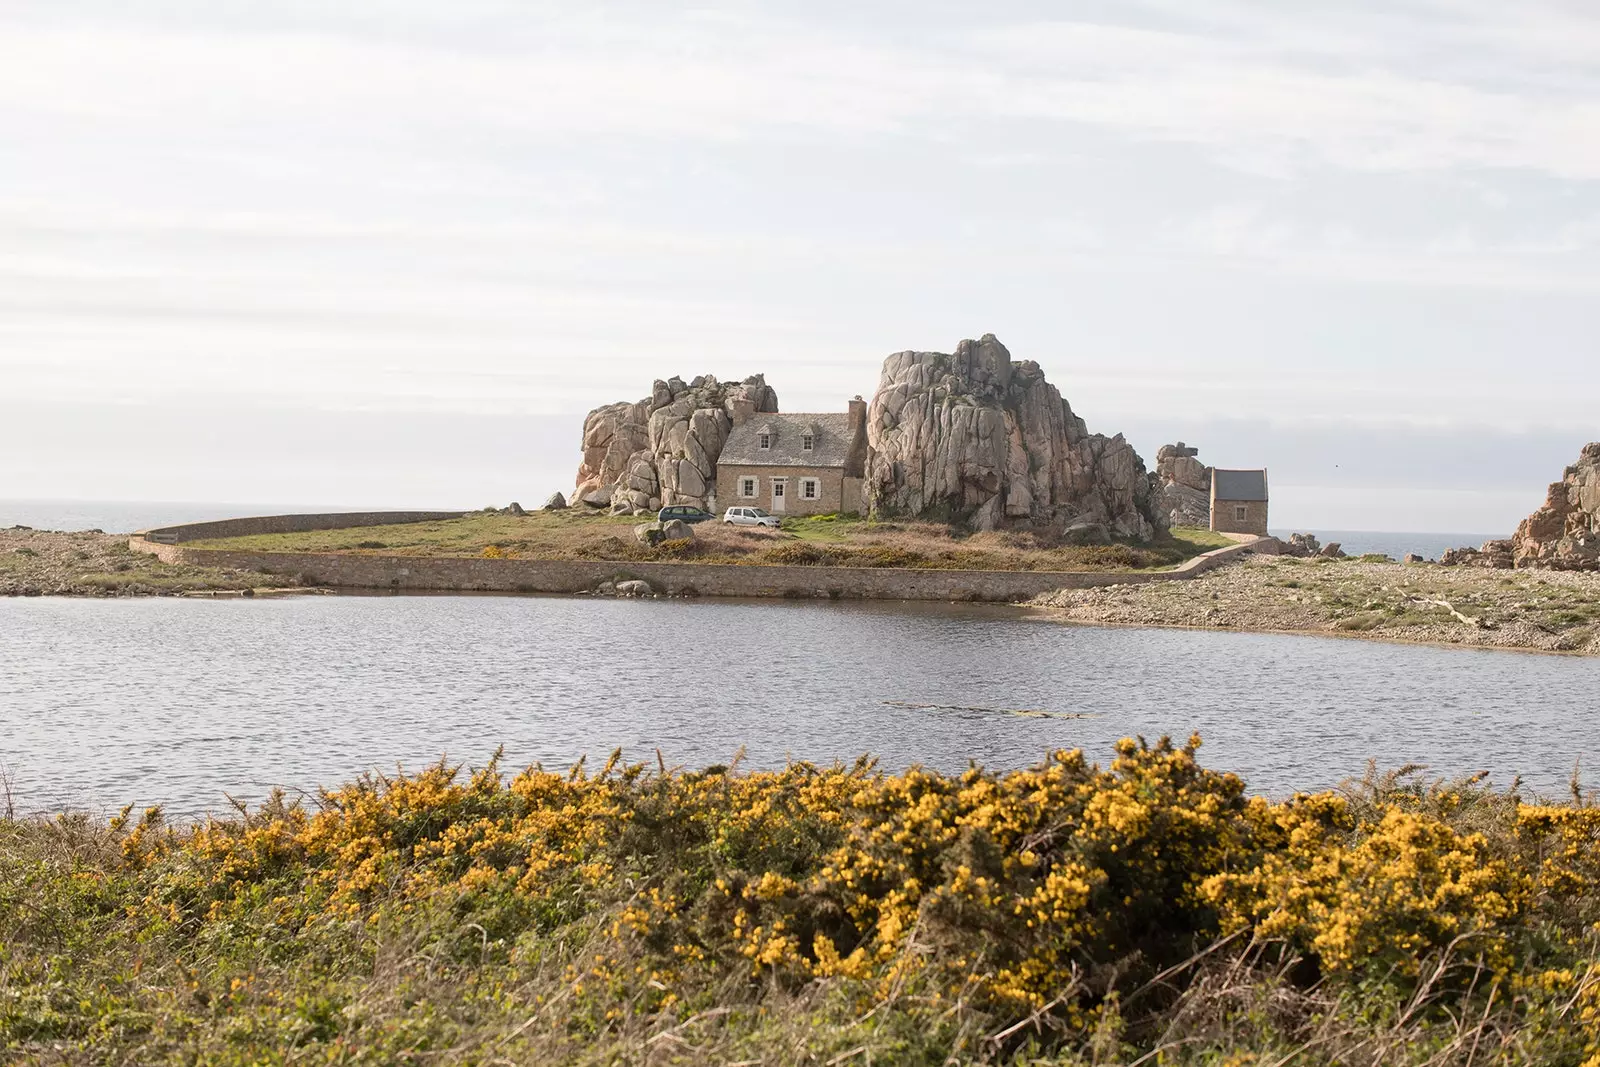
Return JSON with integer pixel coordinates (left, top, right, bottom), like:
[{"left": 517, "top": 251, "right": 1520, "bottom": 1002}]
[
  {"left": 1030, "top": 553, "right": 1600, "bottom": 655},
  {"left": 1, "top": 528, "right": 302, "bottom": 597},
  {"left": 12, "top": 524, "right": 1600, "bottom": 657}
]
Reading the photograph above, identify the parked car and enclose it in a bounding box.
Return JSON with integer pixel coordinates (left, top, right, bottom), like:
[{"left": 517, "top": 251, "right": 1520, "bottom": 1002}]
[
  {"left": 657, "top": 505, "right": 714, "bottom": 525},
  {"left": 722, "top": 506, "right": 782, "bottom": 529}
]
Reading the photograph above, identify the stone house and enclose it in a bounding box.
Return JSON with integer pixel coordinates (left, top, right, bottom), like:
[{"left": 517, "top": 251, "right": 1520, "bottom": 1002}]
[
  {"left": 1210, "top": 469, "right": 1269, "bottom": 536},
  {"left": 714, "top": 400, "right": 869, "bottom": 517}
]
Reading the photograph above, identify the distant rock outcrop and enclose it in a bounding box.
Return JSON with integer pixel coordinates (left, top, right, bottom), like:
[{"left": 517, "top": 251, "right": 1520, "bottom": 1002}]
[
  {"left": 1439, "top": 444, "right": 1600, "bottom": 571},
  {"left": 1440, "top": 541, "right": 1517, "bottom": 569},
  {"left": 574, "top": 375, "right": 779, "bottom": 516},
  {"left": 1279, "top": 533, "right": 1322, "bottom": 558},
  {"left": 863, "top": 335, "right": 1163, "bottom": 538},
  {"left": 1155, "top": 442, "right": 1211, "bottom": 528},
  {"left": 1510, "top": 443, "right": 1600, "bottom": 571}
]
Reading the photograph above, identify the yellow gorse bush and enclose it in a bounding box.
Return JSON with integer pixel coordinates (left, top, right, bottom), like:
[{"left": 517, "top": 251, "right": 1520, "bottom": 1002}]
[{"left": 11, "top": 737, "right": 1600, "bottom": 1063}]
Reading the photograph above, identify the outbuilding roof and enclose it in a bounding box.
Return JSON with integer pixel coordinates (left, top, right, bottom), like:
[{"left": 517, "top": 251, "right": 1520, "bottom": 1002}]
[
  {"left": 720, "top": 412, "right": 856, "bottom": 468},
  {"left": 1212, "top": 469, "right": 1269, "bottom": 502}
]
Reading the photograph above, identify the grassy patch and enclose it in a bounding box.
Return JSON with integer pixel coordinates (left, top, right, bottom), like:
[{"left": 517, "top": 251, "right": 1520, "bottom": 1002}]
[
  {"left": 1167, "top": 525, "right": 1237, "bottom": 551},
  {"left": 188, "top": 512, "right": 1229, "bottom": 573}
]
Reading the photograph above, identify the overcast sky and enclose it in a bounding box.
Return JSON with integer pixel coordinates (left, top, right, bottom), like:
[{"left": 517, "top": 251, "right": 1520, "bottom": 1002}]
[{"left": 3, "top": 1, "right": 1597, "bottom": 532}]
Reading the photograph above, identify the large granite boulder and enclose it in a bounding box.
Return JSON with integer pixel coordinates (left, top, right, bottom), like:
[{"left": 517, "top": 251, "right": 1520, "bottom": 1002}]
[
  {"left": 864, "top": 334, "right": 1163, "bottom": 539},
  {"left": 1154, "top": 441, "right": 1212, "bottom": 528},
  {"left": 1510, "top": 443, "right": 1600, "bottom": 570},
  {"left": 574, "top": 374, "right": 779, "bottom": 516}
]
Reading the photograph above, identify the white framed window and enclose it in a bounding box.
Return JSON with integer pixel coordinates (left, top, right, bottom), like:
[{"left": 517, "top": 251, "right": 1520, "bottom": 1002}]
[
  {"left": 758, "top": 433, "right": 771, "bottom": 450},
  {"left": 741, "top": 477, "right": 758, "bottom": 498},
  {"left": 802, "top": 434, "right": 814, "bottom": 451},
  {"left": 1234, "top": 505, "right": 1247, "bottom": 521},
  {"left": 801, "top": 478, "right": 819, "bottom": 500}
]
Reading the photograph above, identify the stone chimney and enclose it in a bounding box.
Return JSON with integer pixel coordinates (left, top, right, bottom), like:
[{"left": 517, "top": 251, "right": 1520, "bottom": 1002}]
[
  {"left": 845, "top": 396, "right": 869, "bottom": 477},
  {"left": 729, "top": 397, "right": 757, "bottom": 426}
]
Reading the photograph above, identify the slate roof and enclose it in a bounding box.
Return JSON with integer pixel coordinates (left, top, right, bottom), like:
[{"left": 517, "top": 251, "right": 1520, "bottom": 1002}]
[
  {"left": 1212, "top": 469, "right": 1269, "bottom": 502},
  {"left": 720, "top": 413, "right": 857, "bottom": 468}
]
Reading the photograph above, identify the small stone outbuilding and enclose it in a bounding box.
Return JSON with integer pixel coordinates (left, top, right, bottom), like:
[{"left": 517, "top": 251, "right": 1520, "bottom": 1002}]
[
  {"left": 714, "top": 400, "right": 869, "bottom": 517},
  {"left": 1210, "top": 469, "right": 1269, "bottom": 536}
]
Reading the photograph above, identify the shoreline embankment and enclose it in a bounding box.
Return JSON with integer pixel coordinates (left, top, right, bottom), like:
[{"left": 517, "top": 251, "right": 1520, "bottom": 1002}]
[{"left": 127, "top": 509, "right": 1262, "bottom": 602}]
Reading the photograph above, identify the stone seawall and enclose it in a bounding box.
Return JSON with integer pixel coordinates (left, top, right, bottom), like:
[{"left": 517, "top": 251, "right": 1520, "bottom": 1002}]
[
  {"left": 130, "top": 537, "right": 1263, "bottom": 602},
  {"left": 140, "top": 511, "right": 467, "bottom": 545}
]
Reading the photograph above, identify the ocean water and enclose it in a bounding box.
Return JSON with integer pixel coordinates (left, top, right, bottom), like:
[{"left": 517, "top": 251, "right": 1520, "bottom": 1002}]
[
  {"left": 1270, "top": 530, "right": 1507, "bottom": 561},
  {"left": 2, "top": 595, "right": 1596, "bottom": 819}
]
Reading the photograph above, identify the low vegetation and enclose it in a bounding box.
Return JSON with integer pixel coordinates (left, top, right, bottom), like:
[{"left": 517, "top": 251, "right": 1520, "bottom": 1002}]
[
  {"left": 0, "top": 528, "right": 292, "bottom": 597},
  {"left": 186, "top": 510, "right": 1234, "bottom": 573},
  {"left": 3, "top": 738, "right": 1598, "bottom": 1064},
  {"left": 1033, "top": 554, "right": 1600, "bottom": 655}
]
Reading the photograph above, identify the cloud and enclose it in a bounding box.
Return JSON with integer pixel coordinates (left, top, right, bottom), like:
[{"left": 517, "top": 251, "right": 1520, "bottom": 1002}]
[
  {"left": 1, "top": 1, "right": 1597, "bottom": 533},
  {"left": 6, "top": 3, "right": 1600, "bottom": 177}
]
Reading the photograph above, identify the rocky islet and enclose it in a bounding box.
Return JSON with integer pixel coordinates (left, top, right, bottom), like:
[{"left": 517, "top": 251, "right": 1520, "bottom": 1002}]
[{"left": 573, "top": 334, "right": 1165, "bottom": 538}]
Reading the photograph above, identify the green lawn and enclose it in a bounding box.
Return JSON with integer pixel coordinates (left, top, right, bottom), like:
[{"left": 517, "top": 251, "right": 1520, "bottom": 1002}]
[{"left": 185, "top": 511, "right": 1236, "bottom": 573}]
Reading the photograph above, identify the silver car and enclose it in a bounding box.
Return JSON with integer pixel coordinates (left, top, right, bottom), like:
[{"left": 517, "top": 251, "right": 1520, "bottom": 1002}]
[{"left": 722, "top": 506, "right": 782, "bottom": 529}]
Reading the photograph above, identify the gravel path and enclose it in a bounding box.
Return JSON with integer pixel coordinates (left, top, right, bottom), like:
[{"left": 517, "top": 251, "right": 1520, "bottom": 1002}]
[{"left": 1030, "top": 554, "right": 1600, "bottom": 655}]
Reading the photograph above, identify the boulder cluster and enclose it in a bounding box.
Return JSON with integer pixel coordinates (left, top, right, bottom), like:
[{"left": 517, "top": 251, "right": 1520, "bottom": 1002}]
[
  {"left": 1442, "top": 443, "right": 1600, "bottom": 571},
  {"left": 571, "top": 335, "right": 1164, "bottom": 539},
  {"left": 573, "top": 374, "right": 778, "bottom": 516},
  {"left": 1275, "top": 532, "right": 1345, "bottom": 559},
  {"left": 1154, "top": 442, "right": 1211, "bottom": 528},
  {"left": 864, "top": 336, "right": 1161, "bottom": 538}
]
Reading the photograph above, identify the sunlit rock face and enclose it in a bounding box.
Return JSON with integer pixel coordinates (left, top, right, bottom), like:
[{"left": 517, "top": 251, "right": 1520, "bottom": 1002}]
[
  {"left": 1511, "top": 442, "right": 1600, "bottom": 570},
  {"left": 864, "top": 334, "right": 1162, "bottom": 539},
  {"left": 574, "top": 374, "right": 778, "bottom": 515},
  {"left": 1155, "top": 442, "right": 1212, "bottom": 528}
]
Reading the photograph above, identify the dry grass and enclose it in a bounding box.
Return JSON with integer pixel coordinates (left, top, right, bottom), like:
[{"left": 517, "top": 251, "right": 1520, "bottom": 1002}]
[
  {"left": 186, "top": 511, "right": 1231, "bottom": 573},
  {"left": 1, "top": 528, "right": 290, "bottom": 597},
  {"left": 2, "top": 742, "right": 1597, "bottom": 1064},
  {"left": 1033, "top": 554, "right": 1600, "bottom": 655}
]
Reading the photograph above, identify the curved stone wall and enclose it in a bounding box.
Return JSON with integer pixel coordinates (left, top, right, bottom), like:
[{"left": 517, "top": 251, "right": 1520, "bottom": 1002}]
[
  {"left": 139, "top": 511, "right": 467, "bottom": 545},
  {"left": 130, "top": 530, "right": 1264, "bottom": 602}
]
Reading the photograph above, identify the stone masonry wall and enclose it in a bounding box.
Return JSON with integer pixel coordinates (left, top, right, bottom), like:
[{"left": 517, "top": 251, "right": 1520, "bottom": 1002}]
[
  {"left": 715, "top": 465, "right": 849, "bottom": 518},
  {"left": 142, "top": 512, "right": 467, "bottom": 545},
  {"left": 132, "top": 536, "right": 1262, "bottom": 602},
  {"left": 1211, "top": 500, "right": 1269, "bottom": 537}
]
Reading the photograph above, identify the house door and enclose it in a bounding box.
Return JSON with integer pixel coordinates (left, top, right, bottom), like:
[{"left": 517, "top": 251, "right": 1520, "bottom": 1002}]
[{"left": 770, "top": 478, "right": 787, "bottom": 513}]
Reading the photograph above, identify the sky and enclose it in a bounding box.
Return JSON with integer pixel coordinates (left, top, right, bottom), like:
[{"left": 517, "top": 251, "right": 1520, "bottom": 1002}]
[{"left": 2, "top": 0, "right": 1596, "bottom": 532}]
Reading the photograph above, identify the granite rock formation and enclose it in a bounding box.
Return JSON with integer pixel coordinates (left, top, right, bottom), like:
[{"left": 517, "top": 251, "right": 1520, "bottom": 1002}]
[
  {"left": 1438, "top": 444, "right": 1600, "bottom": 571},
  {"left": 1155, "top": 442, "right": 1212, "bottom": 528},
  {"left": 1440, "top": 541, "right": 1517, "bottom": 569},
  {"left": 1510, "top": 443, "right": 1600, "bottom": 570},
  {"left": 1279, "top": 533, "right": 1322, "bottom": 558},
  {"left": 864, "top": 335, "right": 1163, "bottom": 538},
  {"left": 574, "top": 375, "right": 779, "bottom": 516}
]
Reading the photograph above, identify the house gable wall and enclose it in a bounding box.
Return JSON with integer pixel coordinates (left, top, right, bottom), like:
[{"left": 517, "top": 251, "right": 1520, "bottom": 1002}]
[{"left": 1211, "top": 499, "right": 1269, "bottom": 536}]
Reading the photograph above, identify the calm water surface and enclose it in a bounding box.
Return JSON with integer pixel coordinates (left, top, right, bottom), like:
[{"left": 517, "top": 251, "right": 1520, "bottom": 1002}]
[{"left": 3, "top": 595, "right": 1596, "bottom": 818}]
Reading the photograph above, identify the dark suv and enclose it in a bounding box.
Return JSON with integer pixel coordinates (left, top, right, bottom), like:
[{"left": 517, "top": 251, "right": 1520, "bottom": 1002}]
[{"left": 657, "top": 505, "right": 714, "bottom": 524}]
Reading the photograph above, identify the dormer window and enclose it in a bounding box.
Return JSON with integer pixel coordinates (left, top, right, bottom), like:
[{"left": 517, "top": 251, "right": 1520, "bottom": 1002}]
[
  {"left": 758, "top": 433, "right": 771, "bottom": 450},
  {"left": 802, "top": 434, "right": 814, "bottom": 451}
]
